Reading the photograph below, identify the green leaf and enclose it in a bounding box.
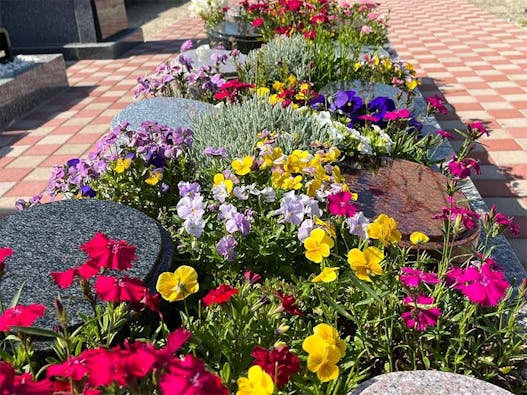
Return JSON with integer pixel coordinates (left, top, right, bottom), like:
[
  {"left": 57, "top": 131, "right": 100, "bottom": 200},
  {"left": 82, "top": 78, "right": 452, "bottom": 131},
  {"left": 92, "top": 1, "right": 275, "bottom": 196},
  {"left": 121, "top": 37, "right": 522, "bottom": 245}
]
[
  {"left": 9, "top": 326, "right": 59, "bottom": 338},
  {"left": 8, "top": 281, "right": 27, "bottom": 308}
]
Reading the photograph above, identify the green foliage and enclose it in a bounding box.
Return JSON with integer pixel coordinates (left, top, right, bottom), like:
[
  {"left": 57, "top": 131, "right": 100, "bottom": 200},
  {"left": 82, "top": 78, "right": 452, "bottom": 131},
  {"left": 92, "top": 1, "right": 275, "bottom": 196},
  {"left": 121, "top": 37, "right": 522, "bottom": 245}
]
[
  {"left": 190, "top": 96, "right": 332, "bottom": 169},
  {"left": 238, "top": 34, "right": 316, "bottom": 87}
]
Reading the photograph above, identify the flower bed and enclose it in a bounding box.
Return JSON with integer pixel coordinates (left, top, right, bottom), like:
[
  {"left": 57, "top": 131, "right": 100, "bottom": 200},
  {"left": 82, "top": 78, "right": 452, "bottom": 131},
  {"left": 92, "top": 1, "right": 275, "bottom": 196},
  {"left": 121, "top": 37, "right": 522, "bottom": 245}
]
[{"left": 3, "top": 0, "right": 527, "bottom": 394}]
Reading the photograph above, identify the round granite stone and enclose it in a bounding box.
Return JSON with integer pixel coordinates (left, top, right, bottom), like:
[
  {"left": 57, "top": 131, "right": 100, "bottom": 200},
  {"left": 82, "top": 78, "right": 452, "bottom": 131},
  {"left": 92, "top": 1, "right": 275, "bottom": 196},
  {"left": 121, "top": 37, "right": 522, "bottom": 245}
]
[
  {"left": 321, "top": 80, "right": 427, "bottom": 117},
  {"left": 349, "top": 371, "right": 513, "bottom": 395},
  {"left": 178, "top": 46, "right": 246, "bottom": 77},
  {"left": 0, "top": 199, "right": 173, "bottom": 330},
  {"left": 110, "top": 97, "right": 215, "bottom": 131},
  {"left": 343, "top": 159, "right": 478, "bottom": 248}
]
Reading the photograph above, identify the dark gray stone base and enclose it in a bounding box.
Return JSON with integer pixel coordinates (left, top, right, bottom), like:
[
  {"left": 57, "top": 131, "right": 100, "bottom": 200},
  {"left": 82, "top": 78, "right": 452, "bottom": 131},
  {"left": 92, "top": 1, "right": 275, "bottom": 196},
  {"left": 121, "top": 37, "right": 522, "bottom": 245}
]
[
  {"left": 0, "top": 54, "right": 68, "bottom": 130},
  {"left": 13, "top": 28, "right": 144, "bottom": 61}
]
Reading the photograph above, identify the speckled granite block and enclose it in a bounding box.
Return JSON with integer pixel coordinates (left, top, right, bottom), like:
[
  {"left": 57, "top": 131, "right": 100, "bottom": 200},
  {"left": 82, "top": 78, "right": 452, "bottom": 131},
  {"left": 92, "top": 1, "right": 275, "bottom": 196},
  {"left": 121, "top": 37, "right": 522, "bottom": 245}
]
[
  {"left": 0, "top": 199, "right": 173, "bottom": 330},
  {"left": 0, "top": 54, "right": 68, "bottom": 130},
  {"left": 349, "top": 371, "right": 513, "bottom": 395},
  {"left": 111, "top": 97, "right": 216, "bottom": 131}
]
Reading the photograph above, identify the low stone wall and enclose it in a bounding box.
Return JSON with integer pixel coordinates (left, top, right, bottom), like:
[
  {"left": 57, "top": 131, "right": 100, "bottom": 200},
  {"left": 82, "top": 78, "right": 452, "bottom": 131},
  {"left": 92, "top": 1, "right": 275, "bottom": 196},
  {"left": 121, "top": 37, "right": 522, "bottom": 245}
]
[{"left": 0, "top": 54, "right": 68, "bottom": 130}]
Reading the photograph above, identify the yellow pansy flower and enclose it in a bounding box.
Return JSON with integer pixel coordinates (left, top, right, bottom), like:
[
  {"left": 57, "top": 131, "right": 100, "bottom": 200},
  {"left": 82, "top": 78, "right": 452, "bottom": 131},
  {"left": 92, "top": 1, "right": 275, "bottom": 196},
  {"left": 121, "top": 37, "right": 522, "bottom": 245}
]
[
  {"left": 145, "top": 169, "right": 163, "bottom": 186},
  {"left": 156, "top": 265, "right": 199, "bottom": 302},
  {"left": 304, "top": 228, "right": 334, "bottom": 263},
  {"left": 286, "top": 74, "right": 297, "bottom": 86},
  {"left": 367, "top": 214, "right": 402, "bottom": 246},
  {"left": 354, "top": 62, "right": 362, "bottom": 71},
  {"left": 312, "top": 267, "right": 338, "bottom": 283},
  {"left": 213, "top": 173, "right": 233, "bottom": 194},
  {"left": 306, "top": 178, "right": 322, "bottom": 197},
  {"left": 114, "top": 157, "right": 132, "bottom": 174},
  {"left": 281, "top": 174, "right": 303, "bottom": 190},
  {"left": 236, "top": 365, "right": 274, "bottom": 395},
  {"left": 347, "top": 246, "right": 384, "bottom": 282},
  {"left": 410, "top": 231, "right": 430, "bottom": 245},
  {"left": 284, "top": 150, "right": 310, "bottom": 173},
  {"left": 405, "top": 79, "right": 418, "bottom": 90},
  {"left": 272, "top": 80, "right": 284, "bottom": 92},
  {"left": 260, "top": 146, "right": 284, "bottom": 169},
  {"left": 255, "top": 86, "right": 270, "bottom": 96},
  {"left": 302, "top": 323, "right": 345, "bottom": 382},
  {"left": 232, "top": 156, "right": 254, "bottom": 176},
  {"left": 269, "top": 94, "right": 279, "bottom": 105}
]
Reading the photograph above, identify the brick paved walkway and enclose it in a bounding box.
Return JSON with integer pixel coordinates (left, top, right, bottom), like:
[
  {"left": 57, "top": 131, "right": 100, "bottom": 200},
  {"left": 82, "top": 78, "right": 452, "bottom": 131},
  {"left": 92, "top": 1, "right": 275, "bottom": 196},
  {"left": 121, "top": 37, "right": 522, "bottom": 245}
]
[{"left": 0, "top": 0, "right": 526, "bottom": 267}]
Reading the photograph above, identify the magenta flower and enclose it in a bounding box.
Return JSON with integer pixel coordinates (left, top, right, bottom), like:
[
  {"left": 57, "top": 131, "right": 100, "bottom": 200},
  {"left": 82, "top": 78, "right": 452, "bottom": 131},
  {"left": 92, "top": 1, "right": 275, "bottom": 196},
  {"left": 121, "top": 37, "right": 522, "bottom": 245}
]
[
  {"left": 468, "top": 121, "right": 490, "bottom": 136},
  {"left": 435, "top": 129, "right": 454, "bottom": 139},
  {"left": 401, "top": 295, "right": 441, "bottom": 331},
  {"left": 433, "top": 196, "right": 480, "bottom": 230},
  {"left": 327, "top": 191, "right": 358, "bottom": 217},
  {"left": 426, "top": 94, "right": 447, "bottom": 114},
  {"left": 446, "top": 261, "right": 510, "bottom": 307},
  {"left": 485, "top": 204, "right": 520, "bottom": 235},
  {"left": 383, "top": 109, "right": 411, "bottom": 121},
  {"left": 400, "top": 267, "right": 440, "bottom": 288},
  {"left": 448, "top": 156, "right": 480, "bottom": 179}
]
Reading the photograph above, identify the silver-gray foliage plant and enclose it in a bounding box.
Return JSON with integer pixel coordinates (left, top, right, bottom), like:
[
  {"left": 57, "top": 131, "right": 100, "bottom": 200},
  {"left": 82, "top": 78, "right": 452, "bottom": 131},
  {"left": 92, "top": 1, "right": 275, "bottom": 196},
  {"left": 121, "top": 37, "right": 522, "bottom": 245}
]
[
  {"left": 190, "top": 97, "right": 331, "bottom": 168},
  {"left": 238, "top": 34, "right": 315, "bottom": 86}
]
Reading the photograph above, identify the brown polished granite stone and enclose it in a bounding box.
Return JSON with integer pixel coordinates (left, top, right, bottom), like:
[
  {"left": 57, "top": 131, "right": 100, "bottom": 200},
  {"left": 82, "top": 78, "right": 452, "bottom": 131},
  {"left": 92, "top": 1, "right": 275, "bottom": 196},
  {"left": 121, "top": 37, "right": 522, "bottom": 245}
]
[{"left": 343, "top": 159, "right": 478, "bottom": 248}]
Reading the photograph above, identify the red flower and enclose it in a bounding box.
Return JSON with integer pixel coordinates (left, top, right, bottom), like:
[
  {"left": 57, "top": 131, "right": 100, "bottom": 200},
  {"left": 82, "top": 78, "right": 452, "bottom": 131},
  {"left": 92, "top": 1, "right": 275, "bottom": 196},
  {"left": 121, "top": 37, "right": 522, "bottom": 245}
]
[
  {"left": 383, "top": 109, "right": 410, "bottom": 120},
  {"left": 160, "top": 355, "right": 228, "bottom": 395},
  {"left": 47, "top": 353, "right": 90, "bottom": 381},
  {"left": 121, "top": 341, "right": 158, "bottom": 379},
  {"left": 252, "top": 18, "right": 264, "bottom": 27},
  {"left": 0, "top": 247, "right": 13, "bottom": 273},
  {"left": 0, "top": 304, "right": 46, "bottom": 331},
  {"left": 0, "top": 362, "right": 52, "bottom": 395},
  {"left": 51, "top": 268, "right": 77, "bottom": 289},
  {"left": 327, "top": 191, "right": 358, "bottom": 217},
  {"left": 213, "top": 80, "right": 255, "bottom": 103},
  {"left": 202, "top": 284, "right": 238, "bottom": 307},
  {"left": 251, "top": 345, "right": 300, "bottom": 387},
  {"left": 81, "top": 232, "right": 136, "bottom": 271},
  {"left": 276, "top": 291, "right": 303, "bottom": 316},
  {"left": 77, "top": 261, "right": 100, "bottom": 279},
  {"left": 95, "top": 275, "right": 147, "bottom": 303},
  {"left": 435, "top": 129, "right": 454, "bottom": 139}
]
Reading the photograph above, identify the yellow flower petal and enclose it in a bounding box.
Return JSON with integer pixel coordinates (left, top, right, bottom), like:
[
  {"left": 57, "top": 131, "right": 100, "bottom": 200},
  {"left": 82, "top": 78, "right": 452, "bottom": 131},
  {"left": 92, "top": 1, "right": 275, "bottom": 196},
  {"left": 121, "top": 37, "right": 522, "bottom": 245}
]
[
  {"left": 156, "top": 265, "right": 198, "bottom": 302},
  {"left": 410, "top": 231, "right": 430, "bottom": 245},
  {"left": 312, "top": 267, "right": 338, "bottom": 283}
]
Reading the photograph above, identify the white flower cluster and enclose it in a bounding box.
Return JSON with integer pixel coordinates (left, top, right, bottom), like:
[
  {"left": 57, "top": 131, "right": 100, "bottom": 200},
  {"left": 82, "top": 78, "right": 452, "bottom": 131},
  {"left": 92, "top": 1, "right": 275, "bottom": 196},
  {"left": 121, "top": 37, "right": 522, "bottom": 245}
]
[{"left": 189, "top": 0, "right": 227, "bottom": 19}]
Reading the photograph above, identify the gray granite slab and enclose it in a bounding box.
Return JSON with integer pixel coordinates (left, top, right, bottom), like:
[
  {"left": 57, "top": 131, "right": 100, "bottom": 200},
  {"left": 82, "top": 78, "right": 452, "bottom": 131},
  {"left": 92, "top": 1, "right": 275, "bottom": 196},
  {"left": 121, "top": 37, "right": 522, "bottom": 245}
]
[
  {"left": 0, "top": 199, "right": 173, "bottom": 329},
  {"left": 111, "top": 97, "right": 216, "bottom": 131},
  {"left": 349, "top": 371, "right": 513, "bottom": 395},
  {"left": 0, "top": 54, "right": 68, "bottom": 130}
]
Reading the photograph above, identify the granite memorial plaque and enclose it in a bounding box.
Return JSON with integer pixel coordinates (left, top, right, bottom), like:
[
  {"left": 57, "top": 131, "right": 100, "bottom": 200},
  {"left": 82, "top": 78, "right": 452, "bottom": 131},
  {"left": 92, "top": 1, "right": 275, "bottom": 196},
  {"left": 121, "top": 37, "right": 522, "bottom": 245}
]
[
  {"left": 0, "top": 27, "right": 12, "bottom": 63},
  {"left": 343, "top": 159, "right": 479, "bottom": 250},
  {"left": 0, "top": 199, "right": 173, "bottom": 329},
  {"left": 111, "top": 97, "right": 216, "bottom": 131},
  {"left": 92, "top": 0, "right": 129, "bottom": 41}
]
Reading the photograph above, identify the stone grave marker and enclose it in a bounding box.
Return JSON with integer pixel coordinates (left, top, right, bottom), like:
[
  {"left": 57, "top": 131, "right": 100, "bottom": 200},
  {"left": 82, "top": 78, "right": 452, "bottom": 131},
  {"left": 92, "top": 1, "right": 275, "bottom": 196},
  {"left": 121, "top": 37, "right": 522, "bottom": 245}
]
[
  {"left": 343, "top": 159, "right": 479, "bottom": 250},
  {"left": 0, "top": 27, "right": 12, "bottom": 63},
  {"left": 207, "top": 21, "right": 263, "bottom": 54},
  {"left": 111, "top": 97, "right": 216, "bottom": 131},
  {"left": 0, "top": 199, "right": 173, "bottom": 330}
]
